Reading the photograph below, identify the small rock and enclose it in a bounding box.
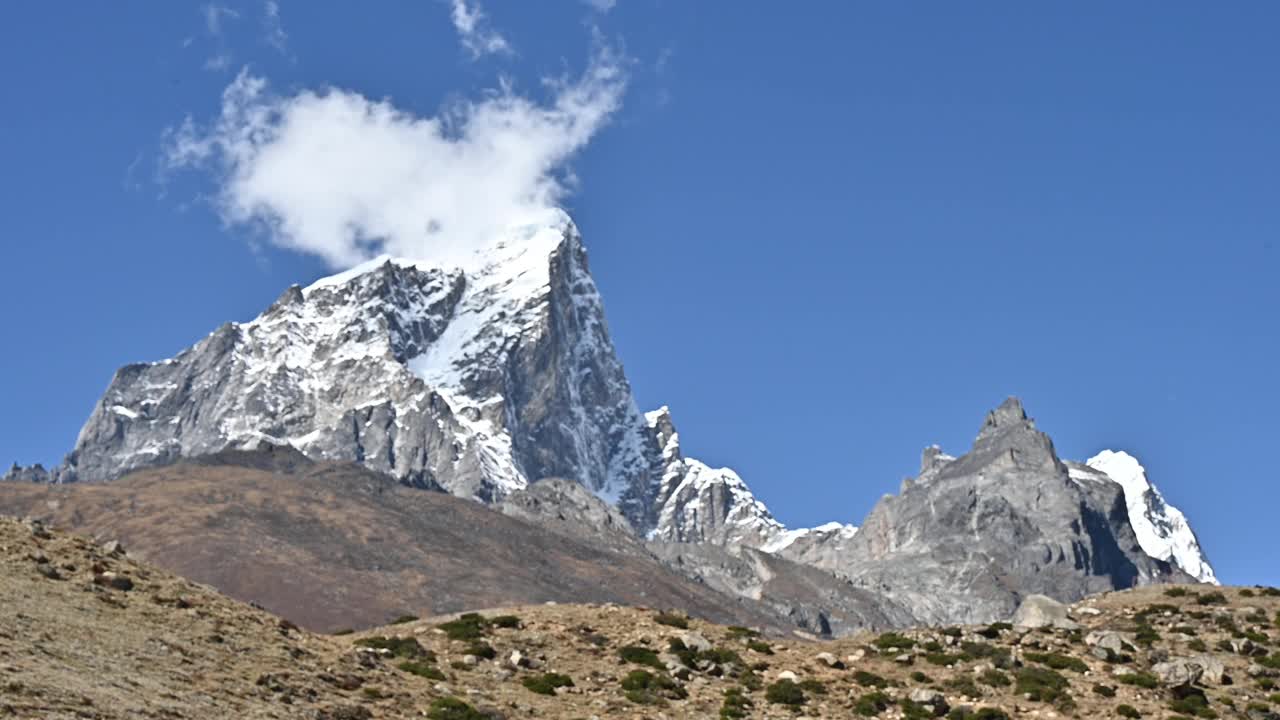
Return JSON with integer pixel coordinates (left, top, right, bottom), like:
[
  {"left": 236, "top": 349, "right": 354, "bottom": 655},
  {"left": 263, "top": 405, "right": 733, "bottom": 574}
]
[
  {"left": 894, "top": 653, "right": 913, "bottom": 665},
  {"left": 35, "top": 563, "right": 61, "bottom": 580},
  {"left": 509, "top": 650, "right": 527, "bottom": 668},
  {"left": 1084, "top": 631, "right": 1128, "bottom": 654},
  {"left": 777, "top": 670, "right": 799, "bottom": 681},
  {"left": 461, "top": 654, "right": 479, "bottom": 667},
  {"left": 1111, "top": 666, "right": 1135, "bottom": 677},
  {"left": 815, "top": 652, "right": 840, "bottom": 667},
  {"left": 101, "top": 540, "right": 125, "bottom": 557},
  {"left": 909, "top": 689, "right": 947, "bottom": 709},
  {"left": 92, "top": 572, "right": 133, "bottom": 592}
]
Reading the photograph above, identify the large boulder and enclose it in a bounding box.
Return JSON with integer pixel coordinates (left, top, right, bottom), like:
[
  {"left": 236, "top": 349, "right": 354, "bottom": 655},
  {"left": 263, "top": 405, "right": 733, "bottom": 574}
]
[
  {"left": 1152, "top": 658, "right": 1205, "bottom": 688},
  {"left": 1012, "top": 595, "right": 1079, "bottom": 630}
]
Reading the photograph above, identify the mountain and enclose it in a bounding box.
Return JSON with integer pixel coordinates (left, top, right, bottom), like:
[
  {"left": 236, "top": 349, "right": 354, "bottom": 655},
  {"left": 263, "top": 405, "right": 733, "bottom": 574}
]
[
  {"left": 5, "top": 515, "right": 1274, "bottom": 720},
  {"left": 799, "top": 398, "right": 1196, "bottom": 625},
  {"left": 3, "top": 209, "right": 1219, "bottom": 627},
  {"left": 1082, "top": 449, "right": 1218, "bottom": 584}
]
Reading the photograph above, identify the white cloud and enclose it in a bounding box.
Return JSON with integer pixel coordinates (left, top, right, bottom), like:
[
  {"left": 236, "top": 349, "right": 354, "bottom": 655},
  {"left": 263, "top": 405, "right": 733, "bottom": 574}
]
[
  {"left": 163, "top": 45, "right": 626, "bottom": 269},
  {"left": 450, "top": 0, "right": 511, "bottom": 59},
  {"left": 582, "top": 0, "right": 617, "bottom": 12}
]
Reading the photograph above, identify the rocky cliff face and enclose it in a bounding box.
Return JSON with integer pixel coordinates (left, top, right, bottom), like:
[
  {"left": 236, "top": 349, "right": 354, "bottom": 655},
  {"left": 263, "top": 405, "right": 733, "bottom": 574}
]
[{"left": 811, "top": 398, "right": 1195, "bottom": 625}]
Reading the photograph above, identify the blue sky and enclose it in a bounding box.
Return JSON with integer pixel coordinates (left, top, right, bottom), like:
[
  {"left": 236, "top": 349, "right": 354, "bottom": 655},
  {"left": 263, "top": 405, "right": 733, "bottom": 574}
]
[{"left": 1, "top": 3, "right": 1276, "bottom": 585}]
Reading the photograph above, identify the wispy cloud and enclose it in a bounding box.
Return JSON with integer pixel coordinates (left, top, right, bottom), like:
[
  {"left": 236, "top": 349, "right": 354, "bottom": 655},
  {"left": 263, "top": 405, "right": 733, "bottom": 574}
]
[
  {"left": 162, "top": 43, "right": 627, "bottom": 269},
  {"left": 263, "top": 1, "right": 288, "bottom": 54},
  {"left": 582, "top": 0, "right": 617, "bottom": 12},
  {"left": 203, "top": 3, "right": 239, "bottom": 36},
  {"left": 450, "top": 0, "right": 511, "bottom": 59}
]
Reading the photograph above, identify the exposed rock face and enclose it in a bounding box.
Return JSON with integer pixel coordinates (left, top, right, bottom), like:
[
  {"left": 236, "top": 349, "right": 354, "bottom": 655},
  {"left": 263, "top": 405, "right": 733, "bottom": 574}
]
[
  {"left": 13, "top": 212, "right": 661, "bottom": 525},
  {"left": 645, "top": 407, "right": 787, "bottom": 548},
  {"left": 1012, "top": 594, "right": 1079, "bottom": 630},
  {"left": 813, "top": 398, "right": 1195, "bottom": 626}
]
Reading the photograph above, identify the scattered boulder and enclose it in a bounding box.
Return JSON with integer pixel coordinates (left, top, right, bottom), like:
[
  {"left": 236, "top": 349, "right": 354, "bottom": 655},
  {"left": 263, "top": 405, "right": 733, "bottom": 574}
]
[
  {"left": 815, "top": 652, "right": 840, "bottom": 667},
  {"left": 101, "top": 539, "right": 125, "bottom": 557},
  {"left": 909, "top": 688, "right": 948, "bottom": 712},
  {"left": 1152, "top": 658, "right": 1204, "bottom": 688},
  {"left": 1188, "top": 655, "right": 1228, "bottom": 685},
  {"left": 92, "top": 572, "right": 134, "bottom": 592},
  {"left": 1012, "top": 595, "right": 1080, "bottom": 630},
  {"left": 776, "top": 670, "right": 798, "bottom": 681},
  {"left": 678, "top": 631, "right": 712, "bottom": 653},
  {"left": 1084, "top": 631, "right": 1128, "bottom": 654}
]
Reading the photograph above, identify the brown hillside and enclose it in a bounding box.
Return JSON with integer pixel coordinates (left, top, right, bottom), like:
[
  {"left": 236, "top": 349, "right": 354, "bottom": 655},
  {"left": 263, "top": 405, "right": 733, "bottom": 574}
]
[
  {"left": 0, "top": 455, "right": 777, "bottom": 633},
  {"left": 3, "top": 516, "right": 1280, "bottom": 720}
]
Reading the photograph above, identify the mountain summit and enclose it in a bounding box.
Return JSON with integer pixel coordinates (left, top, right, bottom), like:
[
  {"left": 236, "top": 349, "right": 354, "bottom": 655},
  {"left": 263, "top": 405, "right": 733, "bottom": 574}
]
[{"left": 6, "top": 212, "right": 1218, "bottom": 626}]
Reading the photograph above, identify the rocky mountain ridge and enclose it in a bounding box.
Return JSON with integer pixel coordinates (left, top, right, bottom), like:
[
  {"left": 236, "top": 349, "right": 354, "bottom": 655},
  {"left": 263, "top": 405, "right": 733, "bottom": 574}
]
[{"left": 3, "top": 209, "right": 1218, "bottom": 628}]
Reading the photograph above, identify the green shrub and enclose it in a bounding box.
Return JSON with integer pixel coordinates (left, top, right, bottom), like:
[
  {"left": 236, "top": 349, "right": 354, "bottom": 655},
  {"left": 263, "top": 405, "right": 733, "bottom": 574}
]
[
  {"left": 911, "top": 671, "right": 933, "bottom": 683},
  {"left": 361, "top": 687, "right": 388, "bottom": 700},
  {"left": 853, "top": 690, "right": 892, "bottom": 716},
  {"left": 654, "top": 611, "right": 689, "bottom": 629},
  {"left": 948, "top": 709, "right": 1009, "bottom": 720},
  {"left": 1259, "top": 653, "right": 1280, "bottom": 670},
  {"left": 979, "top": 669, "right": 1010, "bottom": 687},
  {"left": 1164, "top": 587, "right": 1189, "bottom": 598},
  {"left": 522, "top": 672, "right": 574, "bottom": 695},
  {"left": 1117, "top": 671, "right": 1159, "bottom": 689},
  {"left": 1092, "top": 683, "right": 1116, "bottom": 697},
  {"left": 1240, "top": 588, "right": 1256, "bottom": 598},
  {"left": 977, "top": 622, "right": 1012, "bottom": 639},
  {"left": 720, "top": 687, "right": 753, "bottom": 718},
  {"left": 746, "top": 639, "right": 773, "bottom": 655},
  {"left": 900, "top": 700, "right": 937, "bottom": 720},
  {"left": 464, "top": 641, "right": 495, "bottom": 660},
  {"left": 489, "top": 615, "right": 520, "bottom": 629},
  {"left": 1168, "top": 686, "right": 1217, "bottom": 719},
  {"left": 1187, "top": 639, "right": 1208, "bottom": 652},
  {"left": 959, "top": 641, "right": 1011, "bottom": 667},
  {"left": 1261, "top": 586, "right": 1280, "bottom": 597},
  {"left": 1015, "top": 667, "right": 1073, "bottom": 708},
  {"left": 854, "top": 670, "right": 889, "bottom": 688},
  {"left": 1023, "top": 651, "right": 1088, "bottom": 673},
  {"left": 1133, "top": 623, "right": 1161, "bottom": 646},
  {"left": 765, "top": 679, "right": 806, "bottom": 706},
  {"left": 438, "top": 613, "right": 489, "bottom": 641},
  {"left": 618, "top": 645, "right": 664, "bottom": 669},
  {"left": 925, "top": 652, "right": 962, "bottom": 666},
  {"left": 620, "top": 669, "right": 686, "bottom": 704},
  {"left": 945, "top": 675, "right": 981, "bottom": 698},
  {"left": 1116, "top": 704, "right": 1141, "bottom": 718},
  {"left": 354, "top": 635, "right": 430, "bottom": 659},
  {"left": 390, "top": 613, "right": 418, "bottom": 625},
  {"left": 874, "top": 632, "right": 917, "bottom": 650},
  {"left": 397, "top": 661, "right": 445, "bottom": 680},
  {"left": 726, "top": 625, "right": 760, "bottom": 638},
  {"left": 798, "top": 679, "right": 827, "bottom": 695},
  {"left": 923, "top": 640, "right": 944, "bottom": 653},
  {"left": 426, "top": 697, "right": 485, "bottom": 720},
  {"left": 1195, "top": 591, "right": 1228, "bottom": 606},
  {"left": 941, "top": 627, "right": 963, "bottom": 637}
]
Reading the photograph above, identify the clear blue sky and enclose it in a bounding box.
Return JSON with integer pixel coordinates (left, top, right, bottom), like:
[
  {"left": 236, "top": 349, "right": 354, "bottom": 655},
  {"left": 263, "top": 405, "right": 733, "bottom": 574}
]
[{"left": 1, "top": 3, "right": 1275, "bottom": 586}]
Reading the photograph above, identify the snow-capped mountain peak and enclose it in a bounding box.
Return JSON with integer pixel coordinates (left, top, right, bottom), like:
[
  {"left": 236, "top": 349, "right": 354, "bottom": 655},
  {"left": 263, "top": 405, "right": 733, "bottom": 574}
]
[{"left": 1086, "top": 450, "right": 1218, "bottom": 584}]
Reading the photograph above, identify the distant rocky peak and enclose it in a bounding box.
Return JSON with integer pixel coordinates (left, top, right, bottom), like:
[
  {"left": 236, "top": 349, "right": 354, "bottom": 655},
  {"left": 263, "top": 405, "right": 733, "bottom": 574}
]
[{"left": 960, "top": 396, "right": 1062, "bottom": 474}]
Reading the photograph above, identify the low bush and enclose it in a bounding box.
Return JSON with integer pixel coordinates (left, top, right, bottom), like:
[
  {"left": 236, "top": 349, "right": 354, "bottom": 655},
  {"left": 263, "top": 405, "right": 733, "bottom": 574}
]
[
  {"left": 620, "top": 669, "right": 686, "bottom": 705},
  {"left": 765, "top": 679, "right": 806, "bottom": 706},
  {"left": 1015, "top": 667, "right": 1073, "bottom": 709},
  {"left": 426, "top": 697, "right": 485, "bottom": 720},
  {"left": 354, "top": 636, "right": 430, "bottom": 659},
  {"left": 853, "top": 690, "right": 892, "bottom": 716},
  {"left": 798, "top": 679, "right": 827, "bottom": 695},
  {"left": 746, "top": 639, "right": 773, "bottom": 655},
  {"left": 1023, "top": 651, "right": 1088, "bottom": 673},
  {"left": 1164, "top": 587, "right": 1189, "bottom": 598},
  {"left": 618, "top": 645, "right": 664, "bottom": 669},
  {"left": 1194, "top": 591, "right": 1229, "bottom": 606},
  {"left": 397, "top": 661, "right": 445, "bottom": 680},
  {"left": 1168, "top": 686, "right": 1217, "bottom": 719},
  {"left": 874, "top": 632, "right": 916, "bottom": 650},
  {"left": 390, "top": 614, "right": 418, "bottom": 625},
  {"left": 654, "top": 611, "right": 689, "bottom": 629},
  {"left": 977, "top": 622, "right": 1012, "bottom": 639},
  {"left": 979, "top": 669, "right": 1010, "bottom": 687},
  {"left": 910, "top": 671, "right": 933, "bottom": 683},
  {"left": 853, "top": 670, "right": 889, "bottom": 688},
  {"left": 489, "top": 615, "right": 520, "bottom": 629},
  {"left": 720, "top": 687, "right": 753, "bottom": 719},
  {"left": 1117, "top": 671, "right": 1159, "bottom": 689},
  {"left": 522, "top": 672, "right": 573, "bottom": 696},
  {"left": 1116, "top": 704, "right": 1141, "bottom": 718},
  {"left": 1092, "top": 683, "right": 1116, "bottom": 697},
  {"left": 945, "top": 675, "right": 981, "bottom": 698},
  {"left": 726, "top": 626, "right": 760, "bottom": 639},
  {"left": 464, "top": 641, "right": 495, "bottom": 660},
  {"left": 437, "top": 613, "right": 489, "bottom": 641}
]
